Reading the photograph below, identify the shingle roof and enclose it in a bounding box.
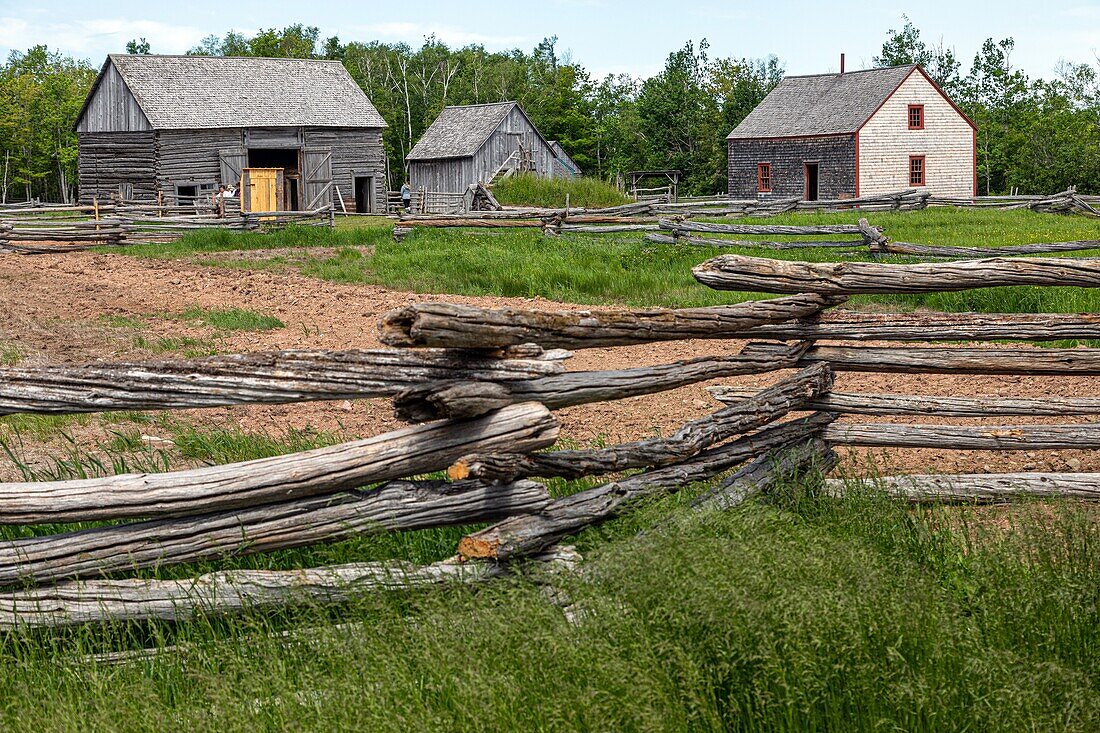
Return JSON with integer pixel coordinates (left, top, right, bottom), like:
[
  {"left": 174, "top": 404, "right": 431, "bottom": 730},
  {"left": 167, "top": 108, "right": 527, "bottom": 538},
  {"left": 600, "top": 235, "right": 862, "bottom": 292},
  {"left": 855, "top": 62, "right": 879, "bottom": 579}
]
[
  {"left": 727, "top": 65, "right": 918, "bottom": 139},
  {"left": 406, "top": 102, "right": 518, "bottom": 160},
  {"left": 83, "top": 54, "right": 387, "bottom": 130}
]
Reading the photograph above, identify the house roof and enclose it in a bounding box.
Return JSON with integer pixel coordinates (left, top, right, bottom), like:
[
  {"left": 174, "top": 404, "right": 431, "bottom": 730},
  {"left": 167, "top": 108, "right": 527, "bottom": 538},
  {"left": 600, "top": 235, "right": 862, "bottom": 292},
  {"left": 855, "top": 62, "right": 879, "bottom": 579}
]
[
  {"left": 406, "top": 102, "right": 520, "bottom": 160},
  {"left": 728, "top": 64, "right": 934, "bottom": 139},
  {"left": 77, "top": 54, "right": 387, "bottom": 131}
]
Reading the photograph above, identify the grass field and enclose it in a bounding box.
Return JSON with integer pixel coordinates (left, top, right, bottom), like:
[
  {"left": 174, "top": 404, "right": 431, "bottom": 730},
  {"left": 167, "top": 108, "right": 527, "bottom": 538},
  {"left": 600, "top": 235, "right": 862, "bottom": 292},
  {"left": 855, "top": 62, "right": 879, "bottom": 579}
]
[
  {"left": 0, "top": 448, "right": 1095, "bottom": 731},
  {"left": 116, "top": 208, "right": 1100, "bottom": 316},
  {"left": 13, "top": 206, "right": 1094, "bottom": 730}
]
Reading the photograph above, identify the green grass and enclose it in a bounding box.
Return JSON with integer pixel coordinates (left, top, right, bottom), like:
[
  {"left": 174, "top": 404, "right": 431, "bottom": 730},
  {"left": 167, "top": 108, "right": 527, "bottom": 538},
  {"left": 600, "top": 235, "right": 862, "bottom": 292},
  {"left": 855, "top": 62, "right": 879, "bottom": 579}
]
[
  {"left": 112, "top": 221, "right": 390, "bottom": 259},
  {"left": 493, "top": 173, "right": 631, "bottom": 208},
  {"left": 167, "top": 306, "right": 285, "bottom": 332},
  {"left": 0, "top": 461, "right": 1094, "bottom": 731},
  {"left": 0, "top": 341, "right": 23, "bottom": 366}
]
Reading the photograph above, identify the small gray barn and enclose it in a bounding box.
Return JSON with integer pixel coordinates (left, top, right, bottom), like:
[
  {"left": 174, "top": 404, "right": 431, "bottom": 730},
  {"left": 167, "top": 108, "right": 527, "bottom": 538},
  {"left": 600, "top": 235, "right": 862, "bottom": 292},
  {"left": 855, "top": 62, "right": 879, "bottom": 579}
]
[
  {"left": 74, "top": 54, "right": 389, "bottom": 212},
  {"left": 406, "top": 102, "right": 567, "bottom": 193}
]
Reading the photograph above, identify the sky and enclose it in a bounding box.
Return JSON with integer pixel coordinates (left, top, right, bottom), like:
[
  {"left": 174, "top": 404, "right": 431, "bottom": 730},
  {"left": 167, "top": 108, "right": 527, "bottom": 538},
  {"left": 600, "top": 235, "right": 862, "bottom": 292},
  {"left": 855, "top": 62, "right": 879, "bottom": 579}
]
[{"left": 1, "top": 0, "right": 1099, "bottom": 80}]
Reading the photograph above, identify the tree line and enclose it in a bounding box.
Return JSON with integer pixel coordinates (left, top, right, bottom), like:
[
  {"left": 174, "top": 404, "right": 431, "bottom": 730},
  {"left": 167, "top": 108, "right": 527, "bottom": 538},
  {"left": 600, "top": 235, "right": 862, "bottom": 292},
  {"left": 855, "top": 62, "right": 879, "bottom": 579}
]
[{"left": 1, "top": 18, "right": 1099, "bottom": 202}]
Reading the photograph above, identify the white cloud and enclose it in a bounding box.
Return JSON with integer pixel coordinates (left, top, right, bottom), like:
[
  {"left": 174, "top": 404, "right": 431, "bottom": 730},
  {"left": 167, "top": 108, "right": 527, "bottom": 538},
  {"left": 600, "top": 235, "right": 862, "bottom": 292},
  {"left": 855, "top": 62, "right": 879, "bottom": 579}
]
[
  {"left": 0, "top": 17, "right": 207, "bottom": 58},
  {"left": 346, "top": 22, "right": 529, "bottom": 49}
]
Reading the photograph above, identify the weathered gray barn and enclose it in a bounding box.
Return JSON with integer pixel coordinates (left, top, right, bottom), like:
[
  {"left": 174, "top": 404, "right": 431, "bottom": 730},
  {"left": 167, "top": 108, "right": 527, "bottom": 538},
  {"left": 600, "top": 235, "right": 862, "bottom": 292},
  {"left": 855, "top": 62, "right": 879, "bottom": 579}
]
[
  {"left": 727, "top": 63, "right": 976, "bottom": 200},
  {"left": 74, "top": 54, "right": 388, "bottom": 212},
  {"left": 406, "top": 102, "right": 571, "bottom": 193}
]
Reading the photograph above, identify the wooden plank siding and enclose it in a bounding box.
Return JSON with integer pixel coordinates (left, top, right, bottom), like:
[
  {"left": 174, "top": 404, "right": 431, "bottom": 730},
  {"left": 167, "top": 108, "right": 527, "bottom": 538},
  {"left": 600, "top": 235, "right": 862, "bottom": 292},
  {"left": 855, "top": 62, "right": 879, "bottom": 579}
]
[
  {"left": 305, "top": 128, "right": 386, "bottom": 213},
  {"left": 74, "top": 62, "right": 151, "bottom": 134},
  {"left": 78, "top": 127, "right": 385, "bottom": 211},
  {"left": 156, "top": 129, "right": 244, "bottom": 200},
  {"left": 76, "top": 132, "right": 157, "bottom": 202},
  {"left": 858, "top": 71, "right": 975, "bottom": 197}
]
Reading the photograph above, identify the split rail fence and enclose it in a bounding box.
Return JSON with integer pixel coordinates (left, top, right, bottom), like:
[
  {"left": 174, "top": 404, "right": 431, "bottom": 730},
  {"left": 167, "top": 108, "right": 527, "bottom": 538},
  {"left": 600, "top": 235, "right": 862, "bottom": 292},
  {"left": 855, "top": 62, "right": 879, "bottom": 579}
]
[
  {"left": 0, "top": 202, "right": 334, "bottom": 254},
  {"left": 0, "top": 241, "right": 1099, "bottom": 628}
]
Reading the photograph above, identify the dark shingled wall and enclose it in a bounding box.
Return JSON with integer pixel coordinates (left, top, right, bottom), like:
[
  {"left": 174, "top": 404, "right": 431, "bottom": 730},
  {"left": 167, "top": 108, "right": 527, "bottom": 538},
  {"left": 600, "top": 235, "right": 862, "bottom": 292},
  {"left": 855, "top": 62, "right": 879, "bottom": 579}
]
[{"left": 727, "top": 135, "right": 857, "bottom": 199}]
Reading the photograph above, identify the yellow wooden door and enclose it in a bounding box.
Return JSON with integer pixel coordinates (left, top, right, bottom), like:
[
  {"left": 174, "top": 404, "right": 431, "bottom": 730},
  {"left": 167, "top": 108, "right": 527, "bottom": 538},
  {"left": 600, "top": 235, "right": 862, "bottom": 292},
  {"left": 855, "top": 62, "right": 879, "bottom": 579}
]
[{"left": 242, "top": 168, "right": 280, "bottom": 212}]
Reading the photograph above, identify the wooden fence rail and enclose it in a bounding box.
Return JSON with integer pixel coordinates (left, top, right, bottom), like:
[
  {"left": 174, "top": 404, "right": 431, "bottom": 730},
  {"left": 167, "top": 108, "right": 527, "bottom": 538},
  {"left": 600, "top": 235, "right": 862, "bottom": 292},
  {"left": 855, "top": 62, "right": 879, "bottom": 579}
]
[
  {"left": 0, "top": 348, "right": 564, "bottom": 416},
  {"left": 694, "top": 253, "right": 1100, "bottom": 294},
  {"left": 708, "top": 388, "right": 1100, "bottom": 417},
  {"left": 379, "top": 294, "right": 838, "bottom": 350},
  {"left": 739, "top": 311, "right": 1100, "bottom": 343},
  {"left": 0, "top": 404, "right": 556, "bottom": 524}
]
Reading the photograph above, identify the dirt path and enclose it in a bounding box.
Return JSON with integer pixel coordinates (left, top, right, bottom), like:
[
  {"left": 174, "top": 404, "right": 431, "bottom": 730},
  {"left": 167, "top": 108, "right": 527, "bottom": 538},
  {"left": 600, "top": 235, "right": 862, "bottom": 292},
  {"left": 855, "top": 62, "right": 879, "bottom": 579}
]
[{"left": 2, "top": 250, "right": 1099, "bottom": 479}]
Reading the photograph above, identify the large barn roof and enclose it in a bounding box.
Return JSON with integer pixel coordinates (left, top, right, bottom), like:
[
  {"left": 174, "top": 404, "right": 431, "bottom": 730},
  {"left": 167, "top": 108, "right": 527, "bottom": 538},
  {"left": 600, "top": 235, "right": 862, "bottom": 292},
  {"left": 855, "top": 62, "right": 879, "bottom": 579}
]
[
  {"left": 78, "top": 54, "right": 387, "bottom": 130},
  {"left": 728, "top": 64, "right": 922, "bottom": 139},
  {"left": 406, "top": 102, "right": 520, "bottom": 161}
]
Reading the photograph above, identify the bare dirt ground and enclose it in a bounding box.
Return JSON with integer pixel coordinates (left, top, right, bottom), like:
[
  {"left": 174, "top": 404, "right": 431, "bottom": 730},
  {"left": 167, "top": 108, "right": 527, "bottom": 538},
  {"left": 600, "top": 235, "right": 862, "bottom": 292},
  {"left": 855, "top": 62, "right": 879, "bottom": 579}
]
[{"left": 2, "top": 249, "right": 1099, "bottom": 482}]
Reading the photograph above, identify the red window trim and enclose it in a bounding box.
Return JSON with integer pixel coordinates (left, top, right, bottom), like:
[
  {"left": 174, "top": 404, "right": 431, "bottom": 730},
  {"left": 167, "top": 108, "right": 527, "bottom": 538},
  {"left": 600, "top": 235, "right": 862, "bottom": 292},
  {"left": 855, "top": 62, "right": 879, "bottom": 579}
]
[
  {"left": 908, "top": 104, "right": 925, "bottom": 130},
  {"left": 757, "top": 162, "right": 772, "bottom": 193},
  {"left": 909, "top": 155, "right": 926, "bottom": 186}
]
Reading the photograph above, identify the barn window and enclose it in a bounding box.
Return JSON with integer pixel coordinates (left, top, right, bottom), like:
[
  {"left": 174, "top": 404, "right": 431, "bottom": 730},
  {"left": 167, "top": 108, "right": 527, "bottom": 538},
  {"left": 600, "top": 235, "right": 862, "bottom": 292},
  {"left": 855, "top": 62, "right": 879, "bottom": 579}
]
[
  {"left": 757, "top": 163, "right": 772, "bottom": 193},
  {"left": 909, "top": 155, "right": 926, "bottom": 186},
  {"left": 908, "top": 104, "right": 925, "bottom": 130}
]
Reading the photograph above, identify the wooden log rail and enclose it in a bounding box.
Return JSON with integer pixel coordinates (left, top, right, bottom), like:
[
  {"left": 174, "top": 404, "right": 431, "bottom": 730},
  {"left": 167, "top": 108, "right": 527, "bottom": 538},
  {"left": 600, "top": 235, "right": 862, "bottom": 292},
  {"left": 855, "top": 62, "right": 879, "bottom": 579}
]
[
  {"left": 0, "top": 347, "right": 565, "bottom": 417},
  {"left": 645, "top": 232, "right": 865, "bottom": 250},
  {"left": 448, "top": 364, "right": 832, "bottom": 483},
  {"left": 823, "top": 422, "right": 1100, "bottom": 450},
  {"left": 0, "top": 403, "right": 557, "bottom": 524},
  {"left": 827, "top": 473, "right": 1100, "bottom": 503},
  {"left": 709, "top": 388, "right": 1100, "bottom": 417},
  {"left": 694, "top": 253, "right": 1100, "bottom": 294},
  {"left": 456, "top": 412, "right": 836, "bottom": 562},
  {"left": 393, "top": 341, "right": 810, "bottom": 421},
  {"left": 0, "top": 546, "right": 580, "bottom": 629},
  {"left": 660, "top": 219, "right": 875, "bottom": 236},
  {"left": 798, "top": 345, "right": 1100, "bottom": 375},
  {"left": 740, "top": 311, "right": 1100, "bottom": 343},
  {"left": 872, "top": 239, "right": 1100, "bottom": 258},
  {"left": 0, "top": 477, "right": 553, "bottom": 587},
  {"left": 379, "top": 294, "right": 839, "bottom": 350}
]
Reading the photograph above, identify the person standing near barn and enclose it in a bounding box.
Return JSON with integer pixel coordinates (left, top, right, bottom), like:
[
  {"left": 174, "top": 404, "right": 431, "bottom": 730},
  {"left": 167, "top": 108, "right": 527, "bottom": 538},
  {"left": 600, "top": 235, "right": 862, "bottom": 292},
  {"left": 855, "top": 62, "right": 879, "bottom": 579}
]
[{"left": 400, "top": 180, "right": 412, "bottom": 214}]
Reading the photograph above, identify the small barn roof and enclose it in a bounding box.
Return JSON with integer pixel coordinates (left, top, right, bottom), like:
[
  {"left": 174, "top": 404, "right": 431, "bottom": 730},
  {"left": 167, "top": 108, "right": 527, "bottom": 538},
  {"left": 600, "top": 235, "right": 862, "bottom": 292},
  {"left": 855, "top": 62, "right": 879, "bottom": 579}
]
[
  {"left": 729, "top": 64, "right": 933, "bottom": 139},
  {"left": 77, "top": 54, "right": 387, "bottom": 131},
  {"left": 548, "top": 141, "right": 581, "bottom": 175},
  {"left": 406, "top": 102, "right": 523, "bottom": 161}
]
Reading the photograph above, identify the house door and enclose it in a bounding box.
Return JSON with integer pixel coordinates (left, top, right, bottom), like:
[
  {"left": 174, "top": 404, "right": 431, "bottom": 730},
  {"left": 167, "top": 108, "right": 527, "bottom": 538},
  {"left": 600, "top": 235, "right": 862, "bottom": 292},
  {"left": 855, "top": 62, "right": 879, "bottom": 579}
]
[
  {"left": 354, "top": 176, "right": 374, "bottom": 213},
  {"left": 804, "top": 163, "right": 819, "bottom": 201}
]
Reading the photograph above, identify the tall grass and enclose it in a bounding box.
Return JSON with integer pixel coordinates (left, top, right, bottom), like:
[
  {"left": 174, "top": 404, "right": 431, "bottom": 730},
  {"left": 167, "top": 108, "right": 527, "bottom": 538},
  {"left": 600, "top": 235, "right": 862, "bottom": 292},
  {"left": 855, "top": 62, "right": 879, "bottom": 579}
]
[
  {"left": 0, "top": 476, "right": 1094, "bottom": 731},
  {"left": 493, "top": 173, "right": 630, "bottom": 208}
]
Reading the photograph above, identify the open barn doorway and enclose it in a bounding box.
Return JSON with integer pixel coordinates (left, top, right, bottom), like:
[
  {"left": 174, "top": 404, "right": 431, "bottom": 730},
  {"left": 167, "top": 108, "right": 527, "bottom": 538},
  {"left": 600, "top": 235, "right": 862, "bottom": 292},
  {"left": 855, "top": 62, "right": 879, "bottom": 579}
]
[
  {"left": 804, "top": 163, "right": 819, "bottom": 202},
  {"left": 354, "top": 176, "right": 374, "bottom": 213},
  {"left": 248, "top": 148, "right": 300, "bottom": 210}
]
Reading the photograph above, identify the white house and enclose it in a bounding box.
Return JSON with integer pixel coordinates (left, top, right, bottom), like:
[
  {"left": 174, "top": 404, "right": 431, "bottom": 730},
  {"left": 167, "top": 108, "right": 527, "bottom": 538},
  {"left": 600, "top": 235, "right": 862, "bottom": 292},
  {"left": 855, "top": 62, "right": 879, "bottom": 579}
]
[{"left": 727, "top": 63, "right": 976, "bottom": 200}]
